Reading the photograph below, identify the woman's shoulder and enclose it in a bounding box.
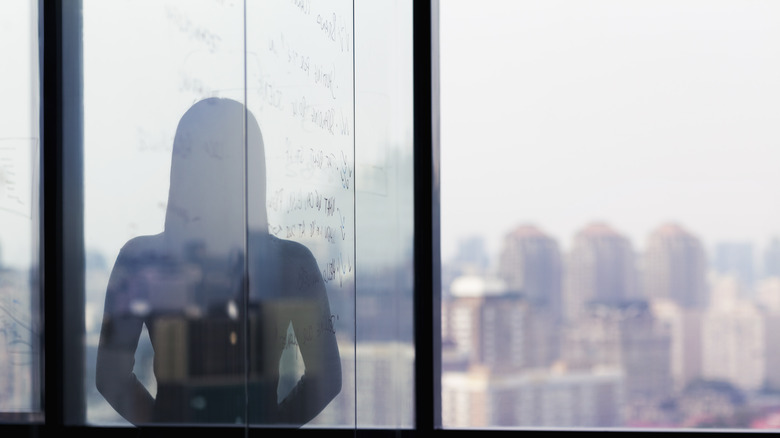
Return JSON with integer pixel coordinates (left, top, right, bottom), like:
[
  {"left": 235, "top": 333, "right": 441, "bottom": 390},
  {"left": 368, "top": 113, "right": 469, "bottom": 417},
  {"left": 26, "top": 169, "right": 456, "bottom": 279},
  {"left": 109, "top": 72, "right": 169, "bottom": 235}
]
[
  {"left": 244, "top": 232, "right": 324, "bottom": 303},
  {"left": 114, "top": 233, "right": 166, "bottom": 266},
  {"left": 248, "top": 232, "right": 323, "bottom": 294}
]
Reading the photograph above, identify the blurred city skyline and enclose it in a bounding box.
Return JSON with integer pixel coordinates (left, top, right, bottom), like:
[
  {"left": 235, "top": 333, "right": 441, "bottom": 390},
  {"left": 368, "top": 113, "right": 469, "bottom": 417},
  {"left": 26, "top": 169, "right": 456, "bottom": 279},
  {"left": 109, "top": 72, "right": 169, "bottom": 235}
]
[
  {"left": 441, "top": 219, "right": 780, "bottom": 429},
  {"left": 446, "top": 221, "right": 780, "bottom": 275}
]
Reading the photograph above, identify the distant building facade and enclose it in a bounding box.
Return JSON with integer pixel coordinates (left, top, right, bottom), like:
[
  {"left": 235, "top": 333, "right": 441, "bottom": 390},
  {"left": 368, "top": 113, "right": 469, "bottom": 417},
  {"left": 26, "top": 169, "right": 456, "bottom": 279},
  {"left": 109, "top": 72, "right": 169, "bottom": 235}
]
[
  {"left": 702, "top": 276, "right": 765, "bottom": 391},
  {"left": 651, "top": 299, "right": 704, "bottom": 391},
  {"left": 561, "top": 301, "right": 673, "bottom": 405},
  {"left": 564, "top": 222, "right": 638, "bottom": 321},
  {"left": 442, "top": 367, "right": 624, "bottom": 428},
  {"left": 643, "top": 223, "right": 708, "bottom": 309},
  {"left": 763, "top": 238, "right": 780, "bottom": 279},
  {"left": 498, "top": 225, "right": 563, "bottom": 323},
  {"left": 714, "top": 242, "right": 755, "bottom": 298},
  {"left": 442, "top": 275, "right": 556, "bottom": 372}
]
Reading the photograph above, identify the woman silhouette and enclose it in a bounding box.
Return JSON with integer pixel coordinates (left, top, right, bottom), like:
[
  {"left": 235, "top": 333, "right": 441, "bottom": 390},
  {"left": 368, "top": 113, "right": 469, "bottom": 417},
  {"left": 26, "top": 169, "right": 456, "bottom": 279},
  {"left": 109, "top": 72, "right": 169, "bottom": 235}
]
[{"left": 96, "top": 98, "right": 341, "bottom": 426}]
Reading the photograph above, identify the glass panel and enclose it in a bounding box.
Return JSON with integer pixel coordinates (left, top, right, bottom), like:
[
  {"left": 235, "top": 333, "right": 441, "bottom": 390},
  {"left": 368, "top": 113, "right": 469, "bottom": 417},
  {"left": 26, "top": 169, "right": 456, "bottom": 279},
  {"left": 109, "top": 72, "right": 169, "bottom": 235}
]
[
  {"left": 0, "top": 0, "right": 42, "bottom": 421},
  {"left": 353, "top": 0, "right": 414, "bottom": 428},
  {"left": 84, "top": 0, "right": 354, "bottom": 428},
  {"left": 84, "top": 0, "right": 247, "bottom": 425},
  {"left": 245, "top": 0, "right": 355, "bottom": 427},
  {"left": 440, "top": 0, "right": 780, "bottom": 430}
]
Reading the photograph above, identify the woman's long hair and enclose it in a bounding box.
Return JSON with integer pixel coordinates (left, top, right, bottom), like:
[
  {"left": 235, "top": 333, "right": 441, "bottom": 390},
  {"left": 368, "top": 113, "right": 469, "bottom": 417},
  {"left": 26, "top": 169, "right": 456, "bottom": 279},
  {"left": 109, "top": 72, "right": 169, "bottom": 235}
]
[{"left": 164, "top": 97, "right": 268, "bottom": 256}]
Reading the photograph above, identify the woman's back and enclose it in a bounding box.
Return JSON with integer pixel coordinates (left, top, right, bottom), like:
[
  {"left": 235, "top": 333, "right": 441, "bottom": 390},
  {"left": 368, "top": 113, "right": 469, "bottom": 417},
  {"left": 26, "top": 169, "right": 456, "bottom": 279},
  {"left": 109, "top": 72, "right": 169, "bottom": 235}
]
[{"left": 96, "top": 99, "right": 340, "bottom": 426}]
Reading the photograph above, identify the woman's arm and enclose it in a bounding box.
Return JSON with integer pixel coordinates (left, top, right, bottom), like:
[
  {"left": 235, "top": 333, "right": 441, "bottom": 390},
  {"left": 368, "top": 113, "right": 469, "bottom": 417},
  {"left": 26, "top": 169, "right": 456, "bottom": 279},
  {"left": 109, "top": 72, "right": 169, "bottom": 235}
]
[
  {"left": 95, "top": 243, "right": 155, "bottom": 425},
  {"left": 276, "top": 258, "right": 342, "bottom": 425}
]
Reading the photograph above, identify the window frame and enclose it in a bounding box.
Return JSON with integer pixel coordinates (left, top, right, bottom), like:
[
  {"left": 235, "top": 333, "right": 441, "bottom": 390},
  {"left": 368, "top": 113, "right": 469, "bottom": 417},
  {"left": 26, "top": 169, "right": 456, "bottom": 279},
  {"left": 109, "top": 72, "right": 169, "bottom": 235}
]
[{"left": 25, "top": 0, "right": 434, "bottom": 436}]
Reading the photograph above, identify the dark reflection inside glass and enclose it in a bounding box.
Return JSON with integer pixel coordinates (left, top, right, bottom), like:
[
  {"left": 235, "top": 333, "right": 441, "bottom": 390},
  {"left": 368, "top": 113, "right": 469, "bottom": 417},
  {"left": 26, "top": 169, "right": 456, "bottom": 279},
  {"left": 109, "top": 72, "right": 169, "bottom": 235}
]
[{"left": 95, "top": 98, "right": 341, "bottom": 426}]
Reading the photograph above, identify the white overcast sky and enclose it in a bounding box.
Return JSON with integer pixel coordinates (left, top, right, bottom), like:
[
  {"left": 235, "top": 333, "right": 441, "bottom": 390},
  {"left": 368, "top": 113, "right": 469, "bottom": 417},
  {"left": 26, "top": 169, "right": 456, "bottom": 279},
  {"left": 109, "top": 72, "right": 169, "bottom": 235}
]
[{"left": 440, "top": 0, "right": 780, "bottom": 263}]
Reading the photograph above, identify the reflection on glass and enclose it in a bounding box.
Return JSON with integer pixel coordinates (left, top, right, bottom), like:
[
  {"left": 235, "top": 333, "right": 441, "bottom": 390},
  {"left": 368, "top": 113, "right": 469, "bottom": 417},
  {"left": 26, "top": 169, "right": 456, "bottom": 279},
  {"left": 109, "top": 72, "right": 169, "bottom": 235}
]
[
  {"left": 96, "top": 98, "right": 341, "bottom": 425},
  {"left": 0, "top": 0, "right": 41, "bottom": 420},
  {"left": 441, "top": 0, "right": 780, "bottom": 430}
]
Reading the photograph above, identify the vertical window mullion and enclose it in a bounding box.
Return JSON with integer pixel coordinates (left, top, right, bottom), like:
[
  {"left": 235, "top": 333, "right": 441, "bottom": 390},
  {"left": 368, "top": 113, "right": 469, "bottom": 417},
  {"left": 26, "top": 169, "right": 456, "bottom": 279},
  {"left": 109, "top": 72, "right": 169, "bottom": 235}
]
[
  {"left": 42, "top": 0, "right": 84, "bottom": 427},
  {"left": 413, "top": 0, "right": 440, "bottom": 432}
]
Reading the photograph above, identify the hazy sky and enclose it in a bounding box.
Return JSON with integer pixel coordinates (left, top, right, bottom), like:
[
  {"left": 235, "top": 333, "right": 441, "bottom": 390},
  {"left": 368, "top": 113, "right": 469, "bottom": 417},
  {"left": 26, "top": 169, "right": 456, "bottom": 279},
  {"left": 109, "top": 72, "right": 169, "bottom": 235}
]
[{"left": 440, "top": 0, "right": 780, "bottom": 263}]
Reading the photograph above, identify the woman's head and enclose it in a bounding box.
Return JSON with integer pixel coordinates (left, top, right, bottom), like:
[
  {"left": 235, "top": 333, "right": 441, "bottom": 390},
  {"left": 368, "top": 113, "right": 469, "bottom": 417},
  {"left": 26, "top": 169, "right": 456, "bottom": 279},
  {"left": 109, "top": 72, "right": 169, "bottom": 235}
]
[{"left": 165, "top": 98, "right": 267, "bottom": 255}]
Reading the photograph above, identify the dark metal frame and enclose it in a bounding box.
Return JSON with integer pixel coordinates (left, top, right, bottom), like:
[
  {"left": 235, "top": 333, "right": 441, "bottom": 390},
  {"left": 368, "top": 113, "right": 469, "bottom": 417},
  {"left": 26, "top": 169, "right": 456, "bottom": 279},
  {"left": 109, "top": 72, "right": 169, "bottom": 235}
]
[
  {"left": 414, "top": 0, "right": 440, "bottom": 433},
  {"left": 42, "top": 0, "right": 85, "bottom": 428}
]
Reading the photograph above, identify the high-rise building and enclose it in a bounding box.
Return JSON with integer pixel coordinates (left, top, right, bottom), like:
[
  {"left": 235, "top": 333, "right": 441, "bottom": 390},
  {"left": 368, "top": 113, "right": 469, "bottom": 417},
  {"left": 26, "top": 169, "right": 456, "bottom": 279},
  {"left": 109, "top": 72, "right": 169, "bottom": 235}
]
[
  {"left": 354, "top": 342, "right": 414, "bottom": 426},
  {"left": 757, "top": 277, "right": 780, "bottom": 312},
  {"left": 442, "top": 366, "right": 624, "bottom": 428},
  {"left": 763, "top": 238, "right": 780, "bottom": 279},
  {"left": 443, "top": 236, "right": 492, "bottom": 300},
  {"left": 651, "top": 299, "right": 703, "bottom": 392},
  {"left": 763, "top": 313, "right": 780, "bottom": 391},
  {"left": 452, "top": 235, "right": 490, "bottom": 274},
  {"left": 0, "top": 267, "right": 35, "bottom": 411},
  {"left": 564, "top": 222, "right": 638, "bottom": 321},
  {"left": 497, "top": 225, "right": 563, "bottom": 322},
  {"left": 702, "top": 275, "right": 765, "bottom": 391},
  {"left": 714, "top": 242, "right": 755, "bottom": 298},
  {"left": 561, "top": 301, "right": 673, "bottom": 405},
  {"left": 643, "top": 223, "right": 708, "bottom": 309},
  {"left": 443, "top": 275, "right": 557, "bottom": 372}
]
